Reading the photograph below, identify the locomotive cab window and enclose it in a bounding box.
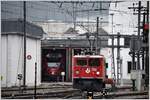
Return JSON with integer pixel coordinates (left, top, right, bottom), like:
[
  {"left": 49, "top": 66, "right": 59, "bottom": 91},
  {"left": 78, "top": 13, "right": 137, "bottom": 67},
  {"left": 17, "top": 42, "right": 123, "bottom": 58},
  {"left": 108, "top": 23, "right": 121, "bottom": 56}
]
[
  {"left": 89, "top": 58, "right": 100, "bottom": 66},
  {"left": 76, "top": 59, "right": 87, "bottom": 66}
]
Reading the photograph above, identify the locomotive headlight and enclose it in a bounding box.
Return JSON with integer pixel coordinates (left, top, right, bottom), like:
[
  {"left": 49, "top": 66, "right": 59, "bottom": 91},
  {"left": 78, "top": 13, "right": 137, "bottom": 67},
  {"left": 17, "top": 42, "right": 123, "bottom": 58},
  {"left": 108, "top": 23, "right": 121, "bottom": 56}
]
[
  {"left": 51, "top": 71, "right": 55, "bottom": 75},
  {"left": 96, "top": 71, "right": 100, "bottom": 75},
  {"left": 75, "top": 70, "right": 80, "bottom": 74}
]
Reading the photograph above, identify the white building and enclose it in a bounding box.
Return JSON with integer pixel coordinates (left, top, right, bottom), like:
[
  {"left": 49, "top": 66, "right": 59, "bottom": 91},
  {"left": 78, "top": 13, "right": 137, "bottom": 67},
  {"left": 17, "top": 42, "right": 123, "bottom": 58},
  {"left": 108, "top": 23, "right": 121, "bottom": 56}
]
[
  {"left": 106, "top": 1, "right": 147, "bottom": 85},
  {"left": 1, "top": 19, "right": 44, "bottom": 87}
]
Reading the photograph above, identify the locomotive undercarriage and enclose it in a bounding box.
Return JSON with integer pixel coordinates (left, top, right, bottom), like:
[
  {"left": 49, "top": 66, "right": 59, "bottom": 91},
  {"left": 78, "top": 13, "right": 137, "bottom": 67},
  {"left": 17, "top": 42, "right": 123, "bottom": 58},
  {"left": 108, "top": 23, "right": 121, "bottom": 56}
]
[{"left": 73, "top": 78, "right": 105, "bottom": 92}]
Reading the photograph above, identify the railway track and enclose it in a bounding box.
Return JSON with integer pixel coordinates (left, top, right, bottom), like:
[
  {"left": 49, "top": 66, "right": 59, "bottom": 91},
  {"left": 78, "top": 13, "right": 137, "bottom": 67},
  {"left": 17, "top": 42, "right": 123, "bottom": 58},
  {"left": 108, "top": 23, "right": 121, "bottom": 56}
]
[
  {"left": 2, "top": 83, "right": 80, "bottom": 99},
  {"left": 2, "top": 84, "right": 72, "bottom": 92},
  {"left": 61, "top": 86, "right": 147, "bottom": 99},
  {"left": 66, "top": 91, "right": 149, "bottom": 99},
  {"left": 2, "top": 84, "right": 148, "bottom": 99},
  {"left": 2, "top": 88, "right": 81, "bottom": 99},
  {"left": 94, "top": 91, "right": 149, "bottom": 99}
]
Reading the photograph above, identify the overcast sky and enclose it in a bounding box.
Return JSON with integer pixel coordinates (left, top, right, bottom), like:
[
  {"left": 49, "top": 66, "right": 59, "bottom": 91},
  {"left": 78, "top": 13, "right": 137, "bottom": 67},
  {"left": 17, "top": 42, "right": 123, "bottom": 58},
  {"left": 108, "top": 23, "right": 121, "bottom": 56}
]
[{"left": 1, "top": 1, "right": 109, "bottom": 23}]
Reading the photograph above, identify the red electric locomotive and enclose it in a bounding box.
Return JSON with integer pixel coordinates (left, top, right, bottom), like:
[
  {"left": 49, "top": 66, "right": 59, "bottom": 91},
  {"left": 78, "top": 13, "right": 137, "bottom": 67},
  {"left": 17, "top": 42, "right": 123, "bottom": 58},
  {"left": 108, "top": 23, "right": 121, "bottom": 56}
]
[
  {"left": 72, "top": 55, "right": 107, "bottom": 92},
  {"left": 42, "top": 51, "right": 65, "bottom": 81}
]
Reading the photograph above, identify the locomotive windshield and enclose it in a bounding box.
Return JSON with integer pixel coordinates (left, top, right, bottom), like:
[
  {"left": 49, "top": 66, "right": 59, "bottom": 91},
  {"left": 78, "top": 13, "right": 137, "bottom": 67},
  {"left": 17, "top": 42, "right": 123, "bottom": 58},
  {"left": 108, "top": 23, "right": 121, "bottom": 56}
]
[
  {"left": 89, "top": 58, "right": 100, "bottom": 66},
  {"left": 76, "top": 59, "right": 87, "bottom": 66},
  {"left": 47, "top": 62, "right": 60, "bottom": 68},
  {"left": 45, "top": 53, "right": 65, "bottom": 68}
]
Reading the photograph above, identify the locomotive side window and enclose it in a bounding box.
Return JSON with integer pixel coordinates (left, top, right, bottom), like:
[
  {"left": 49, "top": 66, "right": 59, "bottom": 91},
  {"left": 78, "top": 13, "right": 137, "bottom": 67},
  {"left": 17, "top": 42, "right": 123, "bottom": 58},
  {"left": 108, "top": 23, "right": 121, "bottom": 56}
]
[
  {"left": 89, "top": 58, "right": 100, "bottom": 66},
  {"left": 76, "top": 59, "right": 87, "bottom": 66}
]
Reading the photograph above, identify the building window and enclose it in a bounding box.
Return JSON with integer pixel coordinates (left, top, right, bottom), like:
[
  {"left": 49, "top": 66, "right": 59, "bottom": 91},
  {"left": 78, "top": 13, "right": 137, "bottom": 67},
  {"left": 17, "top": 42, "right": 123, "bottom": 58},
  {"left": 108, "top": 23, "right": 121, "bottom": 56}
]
[{"left": 124, "top": 37, "right": 130, "bottom": 47}]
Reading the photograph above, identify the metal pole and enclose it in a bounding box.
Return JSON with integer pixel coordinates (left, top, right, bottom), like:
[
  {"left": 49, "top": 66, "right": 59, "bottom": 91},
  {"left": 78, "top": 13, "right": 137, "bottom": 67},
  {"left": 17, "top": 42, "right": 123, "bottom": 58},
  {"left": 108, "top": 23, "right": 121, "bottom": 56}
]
[
  {"left": 117, "top": 32, "right": 120, "bottom": 85},
  {"left": 145, "top": 1, "right": 149, "bottom": 87},
  {"left": 131, "top": 35, "right": 136, "bottom": 90},
  {"left": 99, "top": 18, "right": 103, "bottom": 54},
  {"left": 110, "top": 14, "right": 116, "bottom": 82},
  {"left": 142, "top": 12, "right": 145, "bottom": 70},
  {"left": 87, "top": 11, "right": 90, "bottom": 32},
  {"left": 147, "top": 1, "right": 149, "bottom": 26},
  {"left": 96, "top": 17, "right": 99, "bottom": 54},
  {"left": 120, "top": 59, "right": 123, "bottom": 85},
  {"left": 137, "top": 1, "right": 141, "bottom": 70},
  {"left": 112, "top": 40, "right": 115, "bottom": 77},
  {"left": 73, "top": 3, "right": 76, "bottom": 31},
  {"left": 131, "top": 36, "right": 136, "bottom": 70},
  {"left": 34, "top": 62, "right": 37, "bottom": 99},
  {"left": 68, "top": 47, "right": 70, "bottom": 81},
  {"left": 23, "top": 1, "right": 26, "bottom": 89}
]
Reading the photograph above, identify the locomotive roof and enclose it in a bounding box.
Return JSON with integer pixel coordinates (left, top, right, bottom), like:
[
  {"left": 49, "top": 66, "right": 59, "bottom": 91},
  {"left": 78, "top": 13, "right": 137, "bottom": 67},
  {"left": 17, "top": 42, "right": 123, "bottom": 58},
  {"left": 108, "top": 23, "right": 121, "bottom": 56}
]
[{"left": 73, "top": 55, "right": 104, "bottom": 58}]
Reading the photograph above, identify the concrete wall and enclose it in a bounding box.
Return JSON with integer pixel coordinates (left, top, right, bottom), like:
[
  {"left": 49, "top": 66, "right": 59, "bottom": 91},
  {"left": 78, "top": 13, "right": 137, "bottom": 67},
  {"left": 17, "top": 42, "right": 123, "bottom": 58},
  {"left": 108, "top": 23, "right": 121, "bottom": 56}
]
[
  {"left": 1, "top": 34, "right": 41, "bottom": 87},
  {"left": 100, "top": 48, "right": 112, "bottom": 78},
  {"left": 26, "top": 37, "right": 41, "bottom": 86}
]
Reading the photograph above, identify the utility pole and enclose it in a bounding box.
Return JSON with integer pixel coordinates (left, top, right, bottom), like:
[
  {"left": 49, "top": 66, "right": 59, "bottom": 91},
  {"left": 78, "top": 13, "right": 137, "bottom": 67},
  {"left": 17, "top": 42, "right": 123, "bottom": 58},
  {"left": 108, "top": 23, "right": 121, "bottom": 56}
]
[
  {"left": 96, "top": 17, "right": 99, "bottom": 54},
  {"left": 110, "top": 13, "right": 116, "bottom": 82},
  {"left": 145, "top": 1, "right": 149, "bottom": 88},
  {"left": 131, "top": 36, "right": 136, "bottom": 70},
  {"left": 23, "top": 1, "right": 26, "bottom": 90},
  {"left": 128, "top": 1, "right": 143, "bottom": 70},
  {"left": 34, "top": 62, "right": 37, "bottom": 99},
  {"left": 117, "top": 32, "right": 121, "bottom": 85},
  {"left": 137, "top": 1, "right": 141, "bottom": 70},
  {"left": 128, "top": 1, "right": 149, "bottom": 91},
  {"left": 99, "top": 18, "right": 103, "bottom": 54},
  {"left": 142, "top": 12, "right": 145, "bottom": 70},
  {"left": 73, "top": 2, "right": 76, "bottom": 32}
]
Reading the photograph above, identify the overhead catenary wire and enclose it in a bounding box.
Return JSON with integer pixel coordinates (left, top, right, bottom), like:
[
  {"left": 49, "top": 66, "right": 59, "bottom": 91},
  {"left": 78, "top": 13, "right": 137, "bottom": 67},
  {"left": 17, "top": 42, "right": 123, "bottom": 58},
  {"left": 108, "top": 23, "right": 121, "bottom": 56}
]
[
  {"left": 3, "top": 2, "right": 136, "bottom": 15},
  {"left": 2, "top": 1, "right": 137, "bottom": 26},
  {"left": 2, "top": 1, "right": 140, "bottom": 36},
  {"left": 2, "top": 8, "right": 138, "bottom": 31}
]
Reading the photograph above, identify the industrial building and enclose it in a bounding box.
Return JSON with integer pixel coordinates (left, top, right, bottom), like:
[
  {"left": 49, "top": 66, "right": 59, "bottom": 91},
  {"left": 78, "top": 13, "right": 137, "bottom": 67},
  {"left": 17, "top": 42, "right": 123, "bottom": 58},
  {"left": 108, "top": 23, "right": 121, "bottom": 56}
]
[
  {"left": 1, "top": 1, "right": 149, "bottom": 99},
  {"left": 1, "top": 19, "right": 44, "bottom": 87}
]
